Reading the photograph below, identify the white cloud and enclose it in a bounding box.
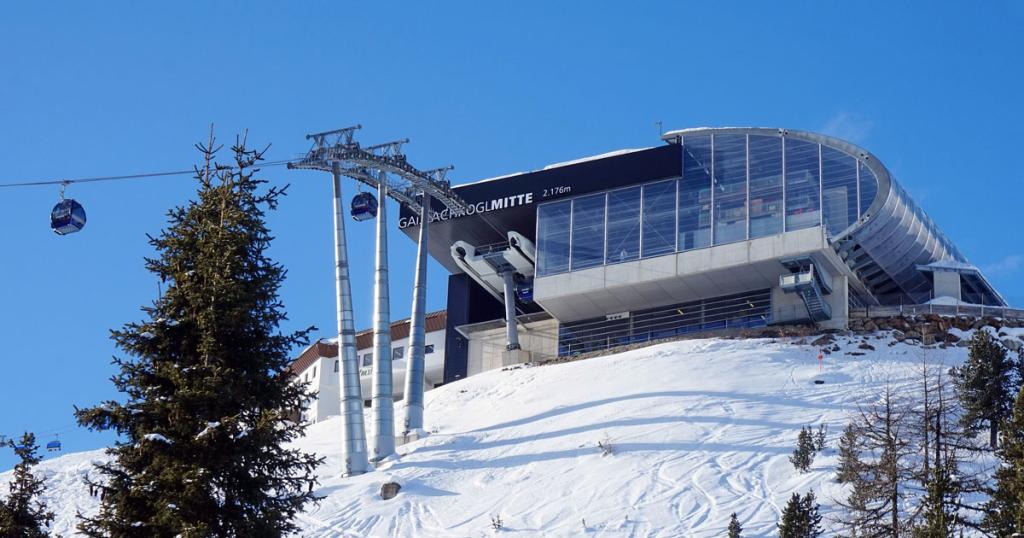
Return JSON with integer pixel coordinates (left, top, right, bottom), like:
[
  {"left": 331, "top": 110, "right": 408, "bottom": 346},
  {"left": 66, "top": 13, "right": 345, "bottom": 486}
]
[
  {"left": 984, "top": 254, "right": 1024, "bottom": 276},
  {"left": 819, "top": 112, "right": 874, "bottom": 144}
]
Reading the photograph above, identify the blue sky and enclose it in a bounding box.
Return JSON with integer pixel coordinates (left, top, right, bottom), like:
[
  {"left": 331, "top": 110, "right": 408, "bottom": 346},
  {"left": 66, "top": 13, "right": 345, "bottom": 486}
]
[{"left": 1, "top": 2, "right": 1022, "bottom": 470}]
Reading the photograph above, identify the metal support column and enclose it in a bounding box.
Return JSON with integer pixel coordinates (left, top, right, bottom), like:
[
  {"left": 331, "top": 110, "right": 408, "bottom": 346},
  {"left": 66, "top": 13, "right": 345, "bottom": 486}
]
[
  {"left": 371, "top": 177, "right": 395, "bottom": 461},
  {"left": 501, "top": 269, "right": 521, "bottom": 350},
  {"left": 331, "top": 163, "right": 370, "bottom": 476},
  {"left": 402, "top": 193, "right": 430, "bottom": 436}
]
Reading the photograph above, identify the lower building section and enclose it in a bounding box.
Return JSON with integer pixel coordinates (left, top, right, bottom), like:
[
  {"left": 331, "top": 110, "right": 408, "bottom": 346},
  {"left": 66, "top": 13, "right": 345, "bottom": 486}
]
[{"left": 557, "top": 289, "right": 771, "bottom": 356}]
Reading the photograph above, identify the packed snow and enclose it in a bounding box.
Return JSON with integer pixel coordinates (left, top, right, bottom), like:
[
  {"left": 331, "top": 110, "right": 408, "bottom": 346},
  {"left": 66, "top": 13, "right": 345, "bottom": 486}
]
[{"left": 0, "top": 332, "right": 989, "bottom": 536}]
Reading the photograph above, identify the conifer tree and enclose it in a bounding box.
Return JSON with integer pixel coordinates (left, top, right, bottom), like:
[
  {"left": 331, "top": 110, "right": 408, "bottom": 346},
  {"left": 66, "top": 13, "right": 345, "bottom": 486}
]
[
  {"left": 911, "top": 354, "right": 982, "bottom": 535},
  {"left": 74, "top": 132, "right": 322, "bottom": 537},
  {"left": 0, "top": 433, "right": 53, "bottom": 537},
  {"left": 950, "top": 330, "right": 1020, "bottom": 449},
  {"left": 727, "top": 512, "right": 742, "bottom": 538},
  {"left": 835, "top": 422, "right": 861, "bottom": 484},
  {"left": 984, "top": 385, "right": 1024, "bottom": 536},
  {"left": 778, "top": 490, "right": 822, "bottom": 538},
  {"left": 914, "top": 459, "right": 958, "bottom": 538},
  {"left": 836, "top": 383, "right": 914, "bottom": 537},
  {"left": 814, "top": 424, "right": 827, "bottom": 452},
  {"left": 790, "top": 426, "right": 816, "bottom": 473}
]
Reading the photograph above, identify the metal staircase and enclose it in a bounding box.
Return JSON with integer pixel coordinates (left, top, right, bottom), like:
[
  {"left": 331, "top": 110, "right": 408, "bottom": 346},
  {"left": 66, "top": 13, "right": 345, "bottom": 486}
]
[{"left": 780, "top": 261, "right": 833, "bottom": 322}]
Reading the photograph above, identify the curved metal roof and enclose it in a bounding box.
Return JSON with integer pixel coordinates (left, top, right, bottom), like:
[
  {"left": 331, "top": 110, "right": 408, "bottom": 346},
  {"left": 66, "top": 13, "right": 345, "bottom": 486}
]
[{"left": 661, "top": 127, "right": 1004, "bottom": 306}]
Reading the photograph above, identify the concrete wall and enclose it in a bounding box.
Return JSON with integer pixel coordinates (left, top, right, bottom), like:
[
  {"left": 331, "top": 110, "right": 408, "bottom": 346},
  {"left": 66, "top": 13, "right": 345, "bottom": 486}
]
[
  {"left": 466, "top": 318, "right": 559, "bottom": 376},
  {"left": 932, "top": 271, "right": 962, "bottom": 301},
  {"left": 535, "top": 226, "right": 831, "bottom": 322}
]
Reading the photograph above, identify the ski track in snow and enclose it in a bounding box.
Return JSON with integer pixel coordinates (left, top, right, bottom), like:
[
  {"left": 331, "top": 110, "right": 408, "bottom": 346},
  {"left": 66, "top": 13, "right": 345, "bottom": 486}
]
[{"left": 1, "top": 331, "right": 1000, "bottom": 537}]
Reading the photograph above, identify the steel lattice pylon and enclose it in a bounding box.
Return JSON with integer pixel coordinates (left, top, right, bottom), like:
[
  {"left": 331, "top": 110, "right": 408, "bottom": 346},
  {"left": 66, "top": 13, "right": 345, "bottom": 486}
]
[
  {"left": 288, "top": 125, "right": 466, "bottom": 472},
  {"left": 289, "top": 125, "right": 463, "bottom": 215}
]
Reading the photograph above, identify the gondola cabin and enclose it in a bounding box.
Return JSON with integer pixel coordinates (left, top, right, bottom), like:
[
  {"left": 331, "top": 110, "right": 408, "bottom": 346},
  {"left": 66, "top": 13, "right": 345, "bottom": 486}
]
[
  {"left": 51, "top": 199, "right": 87, "bottom": 235},
  {"left": 351, "top": 192, "right": 378, "bottom": 222},
  {"left": 46, "top": 439, "right": 61, "bottom": 452}
]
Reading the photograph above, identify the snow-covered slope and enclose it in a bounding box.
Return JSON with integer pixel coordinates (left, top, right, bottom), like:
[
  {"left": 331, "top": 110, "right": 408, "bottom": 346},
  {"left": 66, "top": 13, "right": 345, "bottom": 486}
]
[{"left": 3, "top": 333, "right": 982, "bottom": 536}]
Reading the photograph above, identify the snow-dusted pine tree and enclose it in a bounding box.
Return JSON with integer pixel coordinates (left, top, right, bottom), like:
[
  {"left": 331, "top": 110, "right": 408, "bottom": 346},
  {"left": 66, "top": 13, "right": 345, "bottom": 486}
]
[
  {"left": 951, "top": 330, "right": 1020, "bottom": 449},
  {"left": 984, "top": 385, "right": 1024, "bottom": 535},
  {"left": 790, "top": 426, "right": 816, "bottom": 473},
  {"left": 777, "top": 490, "right": 822, "bottom": 538},
  {"left": 835, "top": 422, "right": 861, "bottom": 484},
  {"left": 727, "top": 512, "right": 743, "bottom": 537},
  {"left": 74, "top": 132, "right": 322, "bottom": 537},
  {"left": 0, "top": 433, "right": 53, "bottom": 537}
]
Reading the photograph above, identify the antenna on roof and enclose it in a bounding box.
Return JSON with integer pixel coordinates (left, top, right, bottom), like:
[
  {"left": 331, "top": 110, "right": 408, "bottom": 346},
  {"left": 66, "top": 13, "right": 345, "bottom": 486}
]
[{"left": 656, "top": 121, "right": 663, "bottom": 136}]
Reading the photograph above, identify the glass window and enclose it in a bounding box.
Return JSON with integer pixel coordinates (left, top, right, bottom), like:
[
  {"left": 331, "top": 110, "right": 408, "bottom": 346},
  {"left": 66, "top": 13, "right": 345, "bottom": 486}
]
[
  {"left": 821, "top": 146, "right": 858, "bottom": 237},
  {"left": 334, "top": 360, "right": 339, "bottom": 372},
  {"left": 641, "top": 180, "right": 677, "bottom": 257},
  {"left": 784, "top": 138, "right": 821, "bottom": 231},
  {"left": 605, "top": 186, "right": 641, "bottom": 264},
  {"left": 312, "top": 366, "right": 316, "bottom": 377},
  {"left": 748, "top": 135, "right": 783, "bottom": 238},
  {"left": 536, "top": 201, "right": 571, "bottom": 276},
  {"left": 392, "top": 347, "right": 404, "bottom": 361},
  {"left": 858, "top": 161, "right": 877, "bottom": 217},
  {"left": 712, "top": 134, "right": 747, "bottom": 245},
  {"left": 361, "top": 353, "right": 372, "bottom": 367},
  {"left": 680, "top": 135, "right": 712, "bottom": 250},
  {"left": 424, "top": 344, "right": 435, "bottom": 354},
  {"left": 570, "top": 193, "right": 606, "bottom": 270}
]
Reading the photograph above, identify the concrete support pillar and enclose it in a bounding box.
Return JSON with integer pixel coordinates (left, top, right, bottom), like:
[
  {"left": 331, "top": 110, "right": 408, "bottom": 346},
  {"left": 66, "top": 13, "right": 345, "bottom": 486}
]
[
  {"left": 500, "top": 269, "right": 520, "bottom": 351},
  {"left": 821, "top": 274, "right": 849, "bottom": 330},
  {"left": 371, "top": 179, "right": 395, "bottom": 462},
  {"left": 401, "top": 194, "right": 430, "bottom": 440},
  {"left": 330, "top": 163, "right": 369, "bottom": 476}
]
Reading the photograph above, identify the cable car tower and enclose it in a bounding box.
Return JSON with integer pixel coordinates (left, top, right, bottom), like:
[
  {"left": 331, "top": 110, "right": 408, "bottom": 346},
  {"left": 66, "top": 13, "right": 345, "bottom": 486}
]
[{"left": 289, "top": 125, "right": 466, "bottom": 473}]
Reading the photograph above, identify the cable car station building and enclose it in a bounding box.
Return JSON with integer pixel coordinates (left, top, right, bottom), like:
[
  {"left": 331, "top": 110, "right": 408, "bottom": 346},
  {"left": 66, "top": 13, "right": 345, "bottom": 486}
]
[{"left": 399, "top": 127, "right": 1006, "bottom": 384}]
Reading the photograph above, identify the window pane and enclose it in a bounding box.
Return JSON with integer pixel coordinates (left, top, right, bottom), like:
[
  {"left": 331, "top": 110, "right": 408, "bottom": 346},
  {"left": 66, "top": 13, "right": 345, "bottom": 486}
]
[
  {"left": 784, "top": 138, "right": 821, "bottom": 231},
  {"left": 392, "top": 347, "right": 404, "bottom": 361},
  {"left": 859, "top": 161, "right": 877, "bottom": 217},
  {"left": 642, "top": 180, "right": 677, "bottom": 257},
  {"left": 821, "top": 146, "right": 858, "bottom": 237},
  {"left": 748, "top": 135, "right": 783, "bottom": 238},
  {"left": 680, "top": 135, "right": 712, "bottom": 250},
  {"left": 424, "top": 344, "right": 434, "bottom": 354},
  {"left": 605, "top": 186, "right": 641, "bottom": 264},
  {"left": 362, "top": 353, "right": 372, "bottom": 367},
  {"left": 713, "top": 134, "right": 747, "bottom": 244},
  {"left": 536, "top": 200, "right": 571, "bottom": 276},
  {"left": 570, "top": 193, "right": 606, "bottom": 270}
]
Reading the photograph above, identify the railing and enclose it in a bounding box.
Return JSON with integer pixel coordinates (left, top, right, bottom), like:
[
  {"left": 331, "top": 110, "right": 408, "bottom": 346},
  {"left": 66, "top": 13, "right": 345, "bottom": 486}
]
[
  {"left": 780, "top": 271, "right": 814, "bottom": 287},
  {"left": 557, "top": 290, "right": 772, "bottom": 356},
  {"left": 851, "top": 303, "right": 1024, "bottom": 320},
  {"left": 849, "top": 292, "right": 1024, "bottom": 321}
]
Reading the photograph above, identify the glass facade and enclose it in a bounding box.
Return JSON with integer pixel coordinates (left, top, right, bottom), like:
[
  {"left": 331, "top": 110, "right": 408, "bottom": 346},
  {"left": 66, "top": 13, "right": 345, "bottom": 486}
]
[
  {"left": 570, "top": 193, "right": 606, "bottom": 270},
  {"left": 641, "top": 180, "right": 677, "bottom": 257},
  {"left": 680, "top": 135, "right": 712, "bottom": 251},
  {"left": 784, "top": 138, "right": 821, "bottom": 232},
  {"left": 536, "top": 132, "right": 877, "bottom": 277},
  {"left": 748, "top": 135, "right": 783, "bottom": 238},
  {"left": 536, "top": 201, "right": 571, "bottom": 276},
  {"left": 606, "top": 186, "right": 641, "bottom": 263}
]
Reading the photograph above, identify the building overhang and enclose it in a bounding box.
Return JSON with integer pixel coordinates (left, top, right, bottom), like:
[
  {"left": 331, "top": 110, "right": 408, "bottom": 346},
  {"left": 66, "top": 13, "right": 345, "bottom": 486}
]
[{"left": 533, "top": 226, "right": 871, "bottom": 323}]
